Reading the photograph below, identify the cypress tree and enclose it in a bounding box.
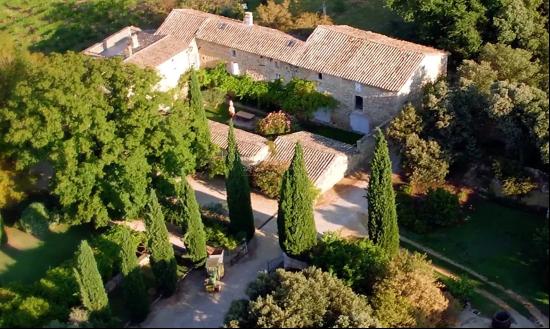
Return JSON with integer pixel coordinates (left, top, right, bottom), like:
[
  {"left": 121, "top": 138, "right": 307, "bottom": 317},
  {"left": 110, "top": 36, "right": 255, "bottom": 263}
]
[
  {"left": 179, "top": 177, "right": 207, "bottom": 264},
  {"left": 144, "top": 189, "right": 178, "bottom": 297},
  {"left": 225, "top": 121, "right": 255, "bottom": 240},
  {"left": 367, "top": 128, "right": 399, "bottom": 257},
  {"left": 73, "top": 240, "right": 109, "bottom": 314},
  {"left": 119, "top": 227, "right": 150, "bottom": 323},
  {"left": 277, "top": 143, "right": 317, "bottom": 258},
  {"left": 189, "top": 69, "right": 213, "bottom": 168},
  {"left": 0, "top": 213, "right": 6, "bottom": 245}
]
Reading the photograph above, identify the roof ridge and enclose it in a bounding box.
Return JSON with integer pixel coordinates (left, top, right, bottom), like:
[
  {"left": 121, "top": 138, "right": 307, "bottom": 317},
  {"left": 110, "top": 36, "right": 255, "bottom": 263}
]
[{"left": 316, "top": 25, "right": 445, "bottom": 55}]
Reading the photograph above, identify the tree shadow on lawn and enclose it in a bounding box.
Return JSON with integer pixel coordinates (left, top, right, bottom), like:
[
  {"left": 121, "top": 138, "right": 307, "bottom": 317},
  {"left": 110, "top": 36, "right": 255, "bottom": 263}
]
[
  {"left": 0, "top": 224, "right": 91, "bottom": 285},
  {"left": 31, "top": 0, "right": 166, "bottom": 53}
]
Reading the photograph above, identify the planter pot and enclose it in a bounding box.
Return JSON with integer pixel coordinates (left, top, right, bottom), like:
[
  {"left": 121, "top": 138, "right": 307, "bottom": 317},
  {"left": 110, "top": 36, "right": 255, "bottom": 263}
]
[{"left": 492, "top": 311, "right": 512, "bottom": 328}]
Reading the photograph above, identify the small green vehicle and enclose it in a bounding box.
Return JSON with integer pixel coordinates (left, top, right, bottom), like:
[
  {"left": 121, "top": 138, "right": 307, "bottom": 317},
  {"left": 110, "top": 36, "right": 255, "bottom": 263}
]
[{"left": 204, "top": 248, "right": 224, "bottom": 293}]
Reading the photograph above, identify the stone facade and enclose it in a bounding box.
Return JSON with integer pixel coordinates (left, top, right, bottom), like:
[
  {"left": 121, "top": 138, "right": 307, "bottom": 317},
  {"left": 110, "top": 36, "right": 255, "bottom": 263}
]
[{"left": 194, "top": 39, "right": 446, "bottom": 134}]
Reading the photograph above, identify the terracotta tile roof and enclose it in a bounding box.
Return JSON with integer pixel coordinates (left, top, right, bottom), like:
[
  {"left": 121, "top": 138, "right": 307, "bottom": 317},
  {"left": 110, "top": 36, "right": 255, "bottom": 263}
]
[
  {"left": 296, "top": 25, "right": 441, "bottom": 91},
  {"left": 86, "top": 9, "right": 447, "bottom": 91},
  {"left": 268, "top": 131, "right": 356, "bottom": 185},
  {"left": 208, "top": 120, "right": 269, "bottom": 161}
]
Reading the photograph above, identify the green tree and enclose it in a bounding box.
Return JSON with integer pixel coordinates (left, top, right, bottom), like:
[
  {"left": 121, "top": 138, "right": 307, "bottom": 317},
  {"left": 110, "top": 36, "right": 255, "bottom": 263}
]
[
  {"left": 189, "top": 69, "right": 213, "bottom": 169},
  {"left": 311, "top": 232, "right": 390, "bottom": 294},
  {"left": 367, "top": 129, "right": 399, "bottom": 257},
  {"left": 372, "top": 250, "right": 450, "bottom": 328},
  {"left": 179, "top": 177, "right": 207, "bottom": 264},
  {"left": 0, "top": 53, "right": 195, "bottom": 227},
  {"left": 386, "top": 103, "right": 424, "bottom": 145},
  {"left": 277, "top": 143, "right": 317, "bottom": 258},
  {"left": 144, "top": 189, "right": 177, "bottom": 297},
  {"left": 225, "top": 267, "right": 380, "bottom": 328},
  {"left": 73, "top": 240, "right": 109, "bottom": 314},
  {"left": 119, "top": 227, "right": 149, "bottom": 323},
  {"left": 403, "top": 134, "right": 450, "bottom": 191},
  {"left": 225, "top": 121, "right": 255, "bottom": 240},
  {"left": 385, "top": 0, "right": 487, "bottom": 58},
  {"left": 0, "top": 212, "right": 7, "bottom": 245}
]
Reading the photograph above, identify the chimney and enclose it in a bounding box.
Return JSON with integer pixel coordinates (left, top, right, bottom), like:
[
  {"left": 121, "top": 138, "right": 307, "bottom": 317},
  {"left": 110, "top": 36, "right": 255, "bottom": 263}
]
[
  {"left": 131, "top": 33, "right": 139, "bottom": 49},
  {"left": 244, "top": 12, "right": 253, "bottom": 26},
  {"left": 126, "top": 39, "right": 133, "bottom": 57}
]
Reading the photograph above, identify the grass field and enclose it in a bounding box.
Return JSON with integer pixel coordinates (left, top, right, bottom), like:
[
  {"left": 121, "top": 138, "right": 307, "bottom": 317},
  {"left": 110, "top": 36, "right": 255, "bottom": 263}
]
[
  {"left": 402, "top": 201, "right": 549, "bottom": 314},
  {"left": 0, "top": 224, "right": 91, "bottom": 284},
  {"left": 0, "top": 0, "right": 163, "bottom": 52}
]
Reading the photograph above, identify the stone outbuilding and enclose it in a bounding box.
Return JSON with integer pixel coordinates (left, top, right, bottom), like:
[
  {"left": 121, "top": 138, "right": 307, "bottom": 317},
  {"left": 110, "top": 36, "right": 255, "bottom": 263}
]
[
  {"left": 268, "top": 131, "right": 360, "bottom": 193},
  {"left": 208, "top": 120, "right": 270, "bottom": 167},
  {"left": 84, "top": 9, "right": 448, "bottom": 134}
]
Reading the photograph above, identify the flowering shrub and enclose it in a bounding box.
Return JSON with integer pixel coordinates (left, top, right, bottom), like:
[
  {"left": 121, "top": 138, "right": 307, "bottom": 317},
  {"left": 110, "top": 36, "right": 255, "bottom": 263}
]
[
  {"left": 256, "top": 111, "right": 293, "bottom": 136},
  {"left": 250, "top": 162, "right": 287, "bottom": 198}
]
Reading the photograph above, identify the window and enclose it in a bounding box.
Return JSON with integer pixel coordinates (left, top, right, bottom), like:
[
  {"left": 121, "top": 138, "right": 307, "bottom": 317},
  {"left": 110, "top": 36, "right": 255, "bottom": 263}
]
[
  {"left": 318, "top": 73, "right": 323, "bottom": 80},
  {"left": 355, "top": 96, "right": 364, "bottom": 110},
  {"left": 287, "top": 40, "right": 296, "bottom": 47},
  {"left": 275, "top": 73, "right": 281, "bottom": 80},
  {"left": 231, "top": 50, "right": 237, "bottom": 57},
  {"left": 355, "top": 82, "right": 362, "bottom": 92}
]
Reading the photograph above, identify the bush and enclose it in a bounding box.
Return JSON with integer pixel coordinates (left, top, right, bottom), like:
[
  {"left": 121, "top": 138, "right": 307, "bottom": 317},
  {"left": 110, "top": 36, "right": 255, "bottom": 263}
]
[
  {"left": 19, "top": 202, "right": 50, "bottom": 237},
  {"left": 395, "top": 191, "right": 430, "bottom": 233},
  {"left": 250, "top": 161, "right": 287, "bottom": 198},
  {"left": 226, "top": 267, "right": 380, "bottom": 328},
  {"left": 422, "top": 188, "right": 462, "bottom": 227},
  {"left": 12, "top": 296, "right": 51, "bottom": 328},
  {"left": 256, "top": 111, "right": 293, "bottom": 136},
  {"left": 372, "top": 250, "right": 450, "bottom": 328},
  {"left": 0, "top": 213, "right": 6, "bottom": 245},
  {"left": 311, "top": 233, "right": 389, "bottom": 294},
  {"left": 442, "top": 276, "right": 477, "bottom": 303},
  {"left": 403, "top": 134, "right": 449, "bottom": 192},
  {"left": 201, "top": 204, "right": 239, "bottom": 250},
  {"left": 501, "top": 177, "right": 537, "bottom": 197}
]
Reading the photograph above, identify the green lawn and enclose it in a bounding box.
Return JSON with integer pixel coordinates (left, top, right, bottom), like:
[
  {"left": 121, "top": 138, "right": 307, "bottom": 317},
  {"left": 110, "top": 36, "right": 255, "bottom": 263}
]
[
  {"left": 0, "top": 0, "right": 162, "bottom": 52},
  {"left": 402, "top": 201, "right": 549, "bottom": 314},
  {"left": 299, "top": 121, "right": 364, "bottom": 145},
  {"left": 0, "top": 224, "right": 92, "bottom": 284}
]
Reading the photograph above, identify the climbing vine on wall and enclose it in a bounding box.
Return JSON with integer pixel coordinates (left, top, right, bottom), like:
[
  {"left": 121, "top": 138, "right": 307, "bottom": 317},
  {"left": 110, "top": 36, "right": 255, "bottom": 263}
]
[{"left": 182, "top": 64, "right": 337, "bottom": 118}]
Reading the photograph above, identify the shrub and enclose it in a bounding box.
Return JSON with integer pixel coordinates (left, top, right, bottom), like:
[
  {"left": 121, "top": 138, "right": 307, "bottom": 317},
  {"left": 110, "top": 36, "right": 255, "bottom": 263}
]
[
  {"left": 12, "top": 296, "right": 51, "bottom": 328},
  {"left": 311, "top": 233, "right": 389, "bottom": 294},
  {"left": 201, "top": 205, "right": 239, "bottom": 250},
  {"left": 226, "top": 267, "right": 380, "bottom": 328},
  {"left": 19, "top": 202, "right": 50, "bottom": 237},
  {"left": 250, "top": 161, "right": 287, "bottom": 199},
  {"left": 403, "top": 134, "right": 449, "bottom": 192},
  {"left": 256, "top": 111, "right": 293, "bottom": 136},
  {"left": 501, "top": 176, "right": 538, "bottom": 197},
  {"left": 372, "top": 250, "right": 450, "bottom": 328},
  {"left": 422, "top": 188, "right": 462, "bottom": 227},
  {"left": 442, "top": 276, "right": 477, "bottom": 303},
  {"left": 206, "top": 149, "right": 227, "bottom": 178}
]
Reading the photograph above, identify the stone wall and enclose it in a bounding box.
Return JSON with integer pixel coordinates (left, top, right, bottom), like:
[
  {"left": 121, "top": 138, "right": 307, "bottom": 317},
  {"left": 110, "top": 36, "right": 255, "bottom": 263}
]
[
  {"left": 192, "top": 39, "right": 446, "bottom": 134},
  {"left": 157, "top": 39, "right": 200, "bottom": 91}
]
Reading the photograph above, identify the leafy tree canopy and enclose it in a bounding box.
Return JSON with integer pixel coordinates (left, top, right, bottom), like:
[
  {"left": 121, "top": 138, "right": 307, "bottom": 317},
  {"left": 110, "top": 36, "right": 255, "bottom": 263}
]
[{"left": 0, "top": 53, "right": 195, "bottom": 227}]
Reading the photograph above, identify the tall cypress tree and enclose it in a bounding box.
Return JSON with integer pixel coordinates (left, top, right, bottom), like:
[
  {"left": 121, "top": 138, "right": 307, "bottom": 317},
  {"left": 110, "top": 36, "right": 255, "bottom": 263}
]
[
  {"left": 179, "top": 177, "right": 207, "bottom": 264},
  {"left": 0, "top": 213, "right": 6, "bottom": 245},
  {"left": 119, "top": 228, "right": 149, "bottom": 323},
  {"left": 277, "top": 143, "right": 317, "bottom": 258},
  {"left": 367, "top": 128, "right": 399, "bottom": 257},
  {"left": 144, "top": 189, "right": 178, "bottom": 297},
  {"left": 73, "top": 240, "right": 109, "bottom": 314},
  {"left": 189, "top": 69, "right": 213, "bottom": 168},
  {"left": 225, "top": 121, "right": 255, "bottom": 240}
]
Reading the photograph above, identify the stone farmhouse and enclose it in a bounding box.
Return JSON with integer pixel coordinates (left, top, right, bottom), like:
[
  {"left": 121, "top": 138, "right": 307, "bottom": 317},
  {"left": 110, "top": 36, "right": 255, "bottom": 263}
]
[{"left": 84, "top": 9, "right": 448, "bottom": 134}]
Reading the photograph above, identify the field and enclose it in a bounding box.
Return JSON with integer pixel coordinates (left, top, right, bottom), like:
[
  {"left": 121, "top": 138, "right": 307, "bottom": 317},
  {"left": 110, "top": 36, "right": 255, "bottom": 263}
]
[
  {"left": 0, "top": 0, "right": 163, "bottom": 52},
  {"left": 402, "top": 201, "right": 549, "bottom": 314},
  {"left": 0, "top": 224, "right": 92, "bottom": 284}
]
